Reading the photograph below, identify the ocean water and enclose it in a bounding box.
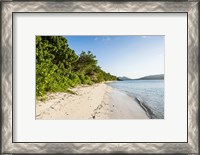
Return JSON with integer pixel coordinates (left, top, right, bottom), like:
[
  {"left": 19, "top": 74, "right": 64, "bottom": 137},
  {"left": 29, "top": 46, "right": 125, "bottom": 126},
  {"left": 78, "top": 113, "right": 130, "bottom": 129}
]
[{"left": 107, "top": 80, "right": 164, "bottom": 119}]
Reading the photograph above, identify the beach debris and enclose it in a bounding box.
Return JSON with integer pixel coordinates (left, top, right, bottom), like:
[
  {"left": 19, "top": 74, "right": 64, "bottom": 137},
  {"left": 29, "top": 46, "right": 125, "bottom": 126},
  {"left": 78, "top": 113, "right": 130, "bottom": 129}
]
[
  {"left": 36, "top": 113, "right": 41, "bottom": 117},
  {"left": 92, "top": 115, "right": 95, "bottom": 119},
  {"left": 66, "top": 89, "right": 78, "bottom": 95}
]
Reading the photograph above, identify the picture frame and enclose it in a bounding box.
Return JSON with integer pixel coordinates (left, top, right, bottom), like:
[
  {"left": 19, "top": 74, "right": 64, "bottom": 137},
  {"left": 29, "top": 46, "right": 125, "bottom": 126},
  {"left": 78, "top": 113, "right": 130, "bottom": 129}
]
[{"left": 1, "top": 1, "right": 199, "bottom": 154}]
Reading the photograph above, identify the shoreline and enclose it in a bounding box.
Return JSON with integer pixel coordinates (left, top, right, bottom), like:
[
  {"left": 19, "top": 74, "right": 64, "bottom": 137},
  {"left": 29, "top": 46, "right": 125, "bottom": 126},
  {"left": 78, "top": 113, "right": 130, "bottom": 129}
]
[
  {"left": 36, "top": 83, "right": 149, "bottom": 119},
  {"left": 133, "top": 97, "right": 156, "bottom": 119}
]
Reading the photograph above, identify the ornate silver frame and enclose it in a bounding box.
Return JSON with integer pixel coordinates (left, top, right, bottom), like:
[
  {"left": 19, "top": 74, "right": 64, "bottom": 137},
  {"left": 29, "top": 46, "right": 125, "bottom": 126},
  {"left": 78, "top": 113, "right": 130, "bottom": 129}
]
[{"left": 1, "top": 1, "right": 199, "bottom": 154}]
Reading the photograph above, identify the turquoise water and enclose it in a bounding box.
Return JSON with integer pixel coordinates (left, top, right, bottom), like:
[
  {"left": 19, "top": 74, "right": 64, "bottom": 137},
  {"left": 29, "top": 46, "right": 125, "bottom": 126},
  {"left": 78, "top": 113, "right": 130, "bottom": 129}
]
[{"left": 107, "top": 80, "right": 164, "bottom": 119}]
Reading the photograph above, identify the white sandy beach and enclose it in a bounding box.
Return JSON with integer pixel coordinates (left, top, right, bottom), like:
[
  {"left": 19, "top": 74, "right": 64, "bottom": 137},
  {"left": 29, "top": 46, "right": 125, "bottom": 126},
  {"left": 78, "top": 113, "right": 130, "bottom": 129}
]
[{"left": 36, "top": 83, "right": 149, "bottom": 119}]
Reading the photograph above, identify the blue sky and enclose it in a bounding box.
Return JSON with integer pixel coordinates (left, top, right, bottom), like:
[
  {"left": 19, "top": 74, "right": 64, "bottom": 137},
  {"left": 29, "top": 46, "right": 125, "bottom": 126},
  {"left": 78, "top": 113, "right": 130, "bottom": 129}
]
[{"left": 65, "top": 36, "right": 164, "bottom": 79}]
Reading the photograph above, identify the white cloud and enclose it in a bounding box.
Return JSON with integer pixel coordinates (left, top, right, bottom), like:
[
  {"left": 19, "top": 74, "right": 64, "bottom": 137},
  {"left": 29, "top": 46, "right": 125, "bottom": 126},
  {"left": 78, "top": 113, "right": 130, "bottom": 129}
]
[
  {"left": 94, "top": 36, "right": 111, "bottom": 41},
  {"left": 141, "top": 36, "right": 148, "bottom": 39},
  {"left": 102, "top": 37, "right": 111, "bottom": 41}
]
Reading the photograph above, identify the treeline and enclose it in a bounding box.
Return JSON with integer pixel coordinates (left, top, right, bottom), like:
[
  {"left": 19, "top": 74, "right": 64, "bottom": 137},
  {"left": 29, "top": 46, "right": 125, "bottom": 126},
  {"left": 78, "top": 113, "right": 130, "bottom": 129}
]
[{"left": 36, "top": 36, "right": 117, "bottom": 97}]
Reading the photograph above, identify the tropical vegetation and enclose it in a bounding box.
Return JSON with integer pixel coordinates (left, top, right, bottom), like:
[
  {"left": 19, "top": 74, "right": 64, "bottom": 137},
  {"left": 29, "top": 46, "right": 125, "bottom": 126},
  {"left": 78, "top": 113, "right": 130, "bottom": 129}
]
[{"left": 36, "top": 36, "right": 117, "bottom": 97}]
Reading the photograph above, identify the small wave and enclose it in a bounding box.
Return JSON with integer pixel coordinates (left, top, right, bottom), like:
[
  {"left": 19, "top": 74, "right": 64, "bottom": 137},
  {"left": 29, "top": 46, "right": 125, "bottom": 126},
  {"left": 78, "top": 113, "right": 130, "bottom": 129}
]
[
  {"left": 117, "top": 89, "right": 158, "bottom": 118},
  {"left": 107, "top": 81, "right": 163, "bottom": 119},
  {"left": 134, "top": 97, "right": 157, "bottom": 119}
]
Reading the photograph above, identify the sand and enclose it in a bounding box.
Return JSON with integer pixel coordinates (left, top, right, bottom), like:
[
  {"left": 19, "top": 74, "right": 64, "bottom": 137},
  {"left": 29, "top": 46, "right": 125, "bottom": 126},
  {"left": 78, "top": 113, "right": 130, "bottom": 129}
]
[{"left": 36, "top": 83, "right": 149, "bottom": 119}]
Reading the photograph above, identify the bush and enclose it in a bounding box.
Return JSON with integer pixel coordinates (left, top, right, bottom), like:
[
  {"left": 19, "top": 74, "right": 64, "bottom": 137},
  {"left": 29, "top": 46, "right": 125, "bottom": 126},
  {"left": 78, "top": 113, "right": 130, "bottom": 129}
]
[{"left": 36, "top": 36, "right": 117, "bottom": 98}]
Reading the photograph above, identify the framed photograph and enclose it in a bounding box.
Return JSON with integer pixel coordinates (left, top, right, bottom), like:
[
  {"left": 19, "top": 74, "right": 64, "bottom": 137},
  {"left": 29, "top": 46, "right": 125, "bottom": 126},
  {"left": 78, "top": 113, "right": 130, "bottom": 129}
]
[{"left": 1, "top": 1, "right": 199, "bottom": 154}]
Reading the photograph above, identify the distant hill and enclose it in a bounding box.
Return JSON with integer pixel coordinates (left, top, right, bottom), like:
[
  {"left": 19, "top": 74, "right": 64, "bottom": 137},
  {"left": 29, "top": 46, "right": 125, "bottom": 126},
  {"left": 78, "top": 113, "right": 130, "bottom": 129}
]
[
  {"left": 117, "top": 76, "right": 133, "bottom": 81},
  {"left": 136, "top": 74, "right": 164, "bottom": 80}
]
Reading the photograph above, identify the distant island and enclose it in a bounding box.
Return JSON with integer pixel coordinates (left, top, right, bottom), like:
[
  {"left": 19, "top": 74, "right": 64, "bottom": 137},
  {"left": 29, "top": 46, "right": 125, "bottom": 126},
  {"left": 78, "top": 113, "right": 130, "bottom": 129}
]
[
  {"left": 117, "top": 76, "right": 133, "bottom": 81},
  {"left": 136, "top": 74, "right": 164, "bottom": 80},
  {"left": 117, "top": 74, "right": 164, "bottom": 81}
]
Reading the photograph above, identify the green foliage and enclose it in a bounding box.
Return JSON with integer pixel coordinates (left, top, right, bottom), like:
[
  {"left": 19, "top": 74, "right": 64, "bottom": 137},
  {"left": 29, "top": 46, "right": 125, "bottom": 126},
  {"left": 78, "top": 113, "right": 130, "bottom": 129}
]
[
  {"left": 79, "top": 74, "right": 93, "bottom": 85},
  {"left": 36, "top": 36, "right": 117, "bottom": 98},
  {"left": 36, "top": 95, "right": 48, "bottom": 102},
  {"left": 68, "top": 73, "right": 81, "bottom": 87}
]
